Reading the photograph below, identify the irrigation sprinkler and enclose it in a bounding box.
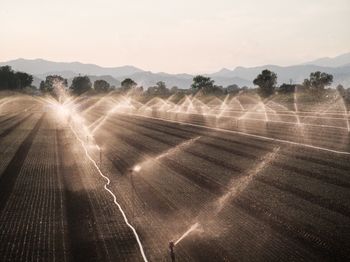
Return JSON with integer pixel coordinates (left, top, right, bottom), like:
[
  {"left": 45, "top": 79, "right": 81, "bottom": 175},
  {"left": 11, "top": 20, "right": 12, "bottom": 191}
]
[
  {"left": 96, "top": 145, "right": 102, "bottom": 165},
  {"left": 169, "top": 241, "right": 176, "bottom": 262},
  {"left": 128, "top": 168, "right": 136, "bottom": 221},
  {"left": 100, "top": 148, "right": 102, "bottom": 164}
]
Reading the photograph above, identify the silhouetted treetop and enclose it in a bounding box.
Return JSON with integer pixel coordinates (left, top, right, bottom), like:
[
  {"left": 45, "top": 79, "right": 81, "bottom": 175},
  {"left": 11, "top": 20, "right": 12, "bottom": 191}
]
[
  {"left": 191, "top": 75, "right": 215, "bottom": 91},
  {"left": 70, "top": 76, "right": 92, "bottom": 95},
  {"left": 303, "top": 71, "right": 333, "bottom": 90},
  {"left": 0, "top": 66, "right": 33, "bottom": 90},
  {"left": 147, "top": 81, "right": 169, "bottom": 96},
  {"left": 253, "top": 69, "right": 277, "bottom": 97},
  {"left": 191, "top": 75, "right": 223, "bottom": 94},
  {"left": 40, "top": 75, "right": 68, "bottom": 93},
  {"left": 94, "top": 79, "right": 110, "bottom": 92},
  {"left": 121, "top": 78, "right": 137, "bottom": 91}
]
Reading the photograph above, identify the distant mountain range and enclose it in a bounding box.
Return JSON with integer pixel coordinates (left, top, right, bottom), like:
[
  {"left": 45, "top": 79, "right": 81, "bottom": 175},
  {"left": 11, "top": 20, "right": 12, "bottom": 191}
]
[
  {"left": 302, "top": 52, "right": 350, "bottom": 67},
  {"left": 1, "top": 52, "right": 350, "bottom": 88}
]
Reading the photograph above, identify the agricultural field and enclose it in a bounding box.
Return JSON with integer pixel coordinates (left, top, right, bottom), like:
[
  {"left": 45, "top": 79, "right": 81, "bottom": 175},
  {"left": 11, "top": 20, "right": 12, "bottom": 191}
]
[{"left": 0, "top": 93, "right": 350, "bottom": 261}]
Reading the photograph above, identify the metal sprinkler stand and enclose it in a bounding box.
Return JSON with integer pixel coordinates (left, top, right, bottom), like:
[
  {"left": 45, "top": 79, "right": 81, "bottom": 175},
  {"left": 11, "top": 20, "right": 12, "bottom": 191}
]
[
  {"left": 169, "top": 241, "right": 175, "bottom": 262},
  {"left": 128, "top": 169, "right": 135, "bottom": 221},
  {"left": 99, "top": 148, "right": 102, "bottom": 165}
]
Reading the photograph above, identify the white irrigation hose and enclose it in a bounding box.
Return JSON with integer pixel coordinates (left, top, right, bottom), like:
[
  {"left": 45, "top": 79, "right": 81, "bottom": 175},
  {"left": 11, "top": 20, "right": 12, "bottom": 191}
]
[{"left": 69, "top": 124, "right": 149, "bottom": 262}]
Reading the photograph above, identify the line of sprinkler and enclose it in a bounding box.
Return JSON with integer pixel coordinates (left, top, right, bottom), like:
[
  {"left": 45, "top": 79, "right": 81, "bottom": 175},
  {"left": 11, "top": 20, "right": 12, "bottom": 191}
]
[
  {"left": 52, "top": 94, "right": 350, "bottom": 262},
  {"left": 70, "top": 122, "right": 149, "bottom": 262},
  {"left": 46, "top": 95, "right": 149, "bottom": 262},
  {"left": 128, "top": 167, "right": 176, "bottom": 261}
]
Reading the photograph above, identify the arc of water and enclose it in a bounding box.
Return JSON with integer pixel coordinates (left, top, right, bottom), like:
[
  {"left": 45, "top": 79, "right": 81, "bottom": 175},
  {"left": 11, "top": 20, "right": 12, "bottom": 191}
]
[
  {"left": 217, "top": 95, "right": 230, "bottom": 118},
  {"left": 294, "top": 86, "right": 301, "bottom": 125},
  {"left": 230, "top": 96, "right": 245, "bottom": 111}
]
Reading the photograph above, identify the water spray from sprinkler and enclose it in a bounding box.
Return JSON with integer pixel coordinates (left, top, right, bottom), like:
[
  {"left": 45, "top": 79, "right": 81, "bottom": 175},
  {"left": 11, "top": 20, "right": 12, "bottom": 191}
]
[
  {"left": 170, "top": 147, "right": 281, "bottom": 251},
  {"left": 133, "top": 164, "right": 142, "bottom": 172},
  {"left": 131, "top": 136, "right": 202, "bottom": 174},
  {"left": 174, "top": 222, "right": 200, "bottom": 246},
  {"left": 128, "top": 168, "right": 137, "bottom": 220},
  {"left": 96, "top": 145, "right": 102, "bottom": 165},
  {"left": 168, "top": 223, "right": 201, "bottom": 262}
]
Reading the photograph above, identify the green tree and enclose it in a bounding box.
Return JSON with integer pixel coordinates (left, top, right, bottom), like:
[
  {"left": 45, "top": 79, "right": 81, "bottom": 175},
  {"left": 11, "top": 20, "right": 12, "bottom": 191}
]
[
  {"left": 0, "top": 66, "right": 33, "bottom": 90},
  {"left": 0, "top": 66, "right": 14, "bottom": 89},
  {"left": 336, "top": 84, "right": 346, "bottom": 97},
  {"left": 170, "top": 86, "right": 179, "bottom": 94},
  {"left": 14, "top": 72, "right": 33, "bottom": 89},
  {"left": 253, "top": 69, "right": 277, "bottom": 97},
  {"left": 156, "top": 81, "right": 166, "bottom": 89},
  {"left": 121, "top": 78, "right": 137, "bottom": 92},
  {"left": 156, "top": 81, "right": 169, "bottom": 94},
  {"left": 70, "top": 76, "right": 92, "bottom": 95},
  {"left": 94, "top": 79, "right": 110, "bottom": 92},
  {"left": 303, "top": 71, "right": 333, "bottom": 91},
  {"left": 278, "top": 83, "right": 296, "bottom": 93},
  {"left": 40, "top": 75, "right": 68, "bottom": 93},
  {"left": 191, "top": 75, "right": 215, "bottom": 92},
  {"left": 226, "top": 84, "right": 240, "bottom": 94},
  {"left": 147, "top": 81, "right": 169, "bottom": 96}
]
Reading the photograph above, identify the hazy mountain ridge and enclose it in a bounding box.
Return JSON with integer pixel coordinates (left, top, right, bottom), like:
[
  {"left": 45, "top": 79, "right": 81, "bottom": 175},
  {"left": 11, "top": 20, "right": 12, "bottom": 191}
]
[
  {"left": 302, "top": 52, "right": 350, "bottom": 67},
  {"left": 0, "top": 58, "right": 143, "bottom": 79},
  {"left": 1, "top": 53, "right": 350, "bottom": 89},
  {"left": 217, "top": 64, "right": 350, "bottom": 85},
  {"left": 210, "top": 52, "right": 350, "bottom": 86}
]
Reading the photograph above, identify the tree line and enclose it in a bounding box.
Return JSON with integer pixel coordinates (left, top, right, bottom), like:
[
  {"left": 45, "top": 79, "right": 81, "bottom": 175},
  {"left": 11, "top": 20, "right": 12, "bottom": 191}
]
[
  {"left": 252, "top": 69, "right": 335, "bottom": 97},
  {"left": 1, "top": 65, "right": 349, "bottom": 100},
  {"left": 0, "top": 66, "right": 33, "bottom": 90}
]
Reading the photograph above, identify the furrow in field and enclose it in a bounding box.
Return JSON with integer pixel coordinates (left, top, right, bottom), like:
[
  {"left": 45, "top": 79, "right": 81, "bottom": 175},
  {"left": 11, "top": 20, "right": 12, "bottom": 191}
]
[
  {"left": 93, "top": 113, "right": 350, "bottom": 260},
  {"left": 0, "top": 113, "right": 45, "bottom": 213},
  {"left": 105, "top": 116, "right": 350, "bottom": 215}
]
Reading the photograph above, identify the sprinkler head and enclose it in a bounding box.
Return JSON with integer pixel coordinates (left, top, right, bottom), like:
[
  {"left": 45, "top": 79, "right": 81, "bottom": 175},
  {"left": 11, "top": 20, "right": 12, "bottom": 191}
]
[
  {"left": 169, "top": 241, "right": 176, "bottom": 262},
  {"left": 133, "top": 164, "right": 141, "bottom": 172}
]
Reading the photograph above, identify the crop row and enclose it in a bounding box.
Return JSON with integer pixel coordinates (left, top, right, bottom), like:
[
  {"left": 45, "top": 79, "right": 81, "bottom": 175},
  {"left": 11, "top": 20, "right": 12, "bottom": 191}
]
[{"left": 84, "top": 110, "right": 350, "bottom": 260}]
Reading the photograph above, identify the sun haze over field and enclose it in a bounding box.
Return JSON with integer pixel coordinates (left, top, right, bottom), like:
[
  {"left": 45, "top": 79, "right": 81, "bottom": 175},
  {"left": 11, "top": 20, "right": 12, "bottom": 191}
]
[
  {"left": 1, "top": 1, "right": 350, "bottom": 262},
  {"left": 1, "top": 0, "right": 349, "bottom": 73}
]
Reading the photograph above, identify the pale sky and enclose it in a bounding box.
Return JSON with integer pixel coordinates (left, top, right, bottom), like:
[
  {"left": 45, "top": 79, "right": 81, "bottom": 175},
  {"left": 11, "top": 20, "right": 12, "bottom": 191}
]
[{"left": 0, "top": 0, "right": 349, "bottom": 73}]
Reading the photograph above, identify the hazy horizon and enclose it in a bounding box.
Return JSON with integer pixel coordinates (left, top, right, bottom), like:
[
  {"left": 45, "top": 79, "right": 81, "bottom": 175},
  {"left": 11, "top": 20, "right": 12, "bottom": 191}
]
[
  {"left": 1, "top": 0, "right": 349, "bottom": 74},
  {"left": 2, "top": 51, "right": 350, "bottom": 74}
]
